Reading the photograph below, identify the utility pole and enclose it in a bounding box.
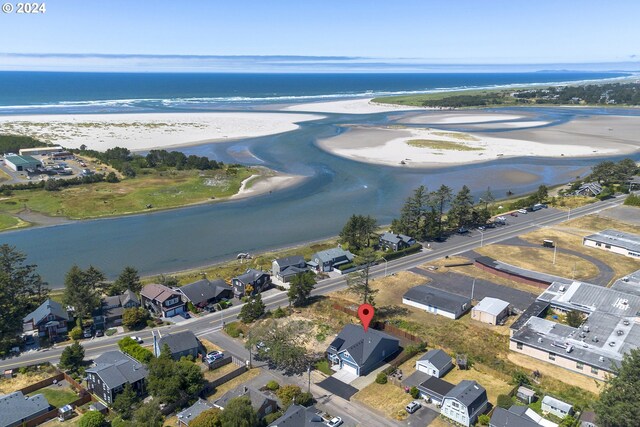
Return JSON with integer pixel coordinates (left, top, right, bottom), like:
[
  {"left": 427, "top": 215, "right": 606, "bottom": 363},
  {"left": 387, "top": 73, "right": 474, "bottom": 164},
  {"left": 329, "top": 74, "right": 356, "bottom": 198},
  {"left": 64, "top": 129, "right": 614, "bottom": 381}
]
[
  {"left": 553, "top": 244, "right": 557, "bottom": 265},
  {"left": 307, "top": 364, "right": 311, "bottom": 394},
  {"left": 471, "top": 278, "right": 476, "bottom": 301}
]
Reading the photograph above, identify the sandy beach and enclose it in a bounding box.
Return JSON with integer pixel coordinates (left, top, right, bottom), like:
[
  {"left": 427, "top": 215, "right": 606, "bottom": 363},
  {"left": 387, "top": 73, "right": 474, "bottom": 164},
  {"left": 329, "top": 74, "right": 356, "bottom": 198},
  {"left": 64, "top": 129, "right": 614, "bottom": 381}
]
[
  {"left": 283, "top": 97, "right": 420, "bottom": 114},
  {"left": 0, "top": 112, "right": 323, "bottom": 152},
  {"left": 317, "top": 113, "right": 640, "bottom": 168},
  {"left": 231, "top": 171, "right": 306, "bottom": 200}
]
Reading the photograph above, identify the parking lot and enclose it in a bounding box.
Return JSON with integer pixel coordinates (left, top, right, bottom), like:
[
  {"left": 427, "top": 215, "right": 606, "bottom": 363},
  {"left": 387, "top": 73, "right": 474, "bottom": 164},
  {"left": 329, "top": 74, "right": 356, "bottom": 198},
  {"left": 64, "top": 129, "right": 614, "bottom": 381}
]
[{"left": 0, "top": 153, "right": 99, "bottom": 185}]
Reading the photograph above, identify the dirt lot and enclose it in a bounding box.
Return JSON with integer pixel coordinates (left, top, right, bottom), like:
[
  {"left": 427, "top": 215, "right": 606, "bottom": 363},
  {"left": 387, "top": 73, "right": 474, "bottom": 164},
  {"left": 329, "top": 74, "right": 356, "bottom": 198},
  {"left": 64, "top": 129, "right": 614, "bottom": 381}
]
[
  {"left": 351, "top": 382, "right": 414, "bottom": 421},
  {"left": 330, "top": 270, "right": 428, "bottom": 308},
  {"left": 203, "top": 362, "right": 238, "bottom": 382},
  {"left": 205, "top": 368, "right": 261, "bottom": 400},
  {"left": 0, "top": 369, "right": 56, "bottom": 394}
]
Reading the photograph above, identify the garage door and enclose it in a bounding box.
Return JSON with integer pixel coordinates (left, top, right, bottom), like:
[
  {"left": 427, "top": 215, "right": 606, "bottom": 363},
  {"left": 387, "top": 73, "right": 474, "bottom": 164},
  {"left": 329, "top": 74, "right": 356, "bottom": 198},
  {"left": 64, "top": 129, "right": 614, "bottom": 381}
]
[{"left": 342, "top": 361, "right": 359, "bottom": 376}]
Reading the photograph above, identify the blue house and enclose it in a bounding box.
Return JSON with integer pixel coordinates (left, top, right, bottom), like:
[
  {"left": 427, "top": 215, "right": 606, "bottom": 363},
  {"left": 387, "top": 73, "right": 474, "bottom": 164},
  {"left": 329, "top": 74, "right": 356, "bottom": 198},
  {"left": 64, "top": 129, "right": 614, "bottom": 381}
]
[{"left": 326, "top": 324, "right": 399, "bottom": 376}]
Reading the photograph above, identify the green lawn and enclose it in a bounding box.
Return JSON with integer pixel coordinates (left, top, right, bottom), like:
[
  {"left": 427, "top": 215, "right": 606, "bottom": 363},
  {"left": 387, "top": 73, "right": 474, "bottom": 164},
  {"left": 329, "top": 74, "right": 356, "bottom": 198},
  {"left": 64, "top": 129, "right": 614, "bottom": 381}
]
[
  {"left": 0, "top": 167, "right": 254, "bottom": 230},
  {"left": 29, "top": 386, "right": 77, "bottom": 407}
]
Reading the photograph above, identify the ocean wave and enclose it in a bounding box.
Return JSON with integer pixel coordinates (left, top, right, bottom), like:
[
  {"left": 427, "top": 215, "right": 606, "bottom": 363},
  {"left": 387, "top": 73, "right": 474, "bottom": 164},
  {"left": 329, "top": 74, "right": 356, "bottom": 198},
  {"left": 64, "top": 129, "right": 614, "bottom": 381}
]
[{"left": 0, "top": 73, "right": 634, "bottom": 113}]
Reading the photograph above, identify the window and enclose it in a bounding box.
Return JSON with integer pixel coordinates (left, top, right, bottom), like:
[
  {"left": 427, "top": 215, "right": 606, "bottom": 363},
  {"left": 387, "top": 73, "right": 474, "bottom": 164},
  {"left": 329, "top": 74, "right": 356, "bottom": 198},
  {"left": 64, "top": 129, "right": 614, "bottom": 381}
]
[
  {"left": 605, "top": 245, "right": 611, "bottom": 249},
  {"left": 549, "top": 352, "right": 556, "bottom": 361},
  {"left": 595, "top": 242, "right": 602, "bottom": 247},
  {"left": 576, "top": 362, "right": 584, "bottom": 370},
  {"left": 517, "top": 342, "right": 523, "bottom": 350},
  {"left": 452, "top": 402, "right": 459, "bottom": 409},
  {"left": 591, "top": 367, "right": 599, "bottom": 375}
]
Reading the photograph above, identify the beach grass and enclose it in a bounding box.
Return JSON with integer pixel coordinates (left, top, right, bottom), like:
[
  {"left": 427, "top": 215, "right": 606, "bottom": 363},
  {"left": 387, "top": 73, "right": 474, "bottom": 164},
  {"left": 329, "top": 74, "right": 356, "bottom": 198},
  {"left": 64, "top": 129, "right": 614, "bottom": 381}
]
[
  {"left": 0, "top": 167, "right": 254, "bottom": 230},
  {"left": 373, "top": 87, "right": 518, "bottom": 107},
  {"left": 430, "top": 131, "right": 478, "bottom": 141},
  {"left": 406, "top": 139, "right": 482, "bottom": 151}
]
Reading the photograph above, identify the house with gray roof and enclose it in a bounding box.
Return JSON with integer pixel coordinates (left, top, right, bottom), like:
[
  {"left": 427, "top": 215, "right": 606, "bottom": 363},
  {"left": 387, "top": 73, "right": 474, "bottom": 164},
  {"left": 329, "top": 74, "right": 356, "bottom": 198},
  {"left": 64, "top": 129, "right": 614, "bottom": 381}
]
[
  {"left": 310, "top": 248, "right": 354, "bottom": 273},
  {"left": 415, "top": 349, "right": 453, "bottom": 378},
  {"left": 140, "top": 283, "right": 185, "bottom": 318},
  {"left": 379, "top": 232, "right": 416, "bottom": 252},
  {"left": 583, "top": 229, "right": 640, "bottom": 259},
  {"left": 489, "top": 405, "right": 542, "bottom": 427},
  {"left": 574, "top": 182, "right": 602, "bottom": 197},
  {"left": 542, "top": 395, "right": 573, "bottom": 419},
  {"left": 267, "top": 404, "right": 326, "bottom": 427},
  {"left": 93, "top": 289, "right": 140, "bottom": 329},
  {"left": 178, "top": 278, "right": 233, "bottom": 308},
  {"left": 176, "top": 398, "right": 216, "bottom": 426},
  {"left": 86, "top": 350, "right": 148, "bottom": 405},
  {"left": 326, "top": 324, "right": 399, "bottom": 376},
  {"left": 0, "top": 391, "right": 50, "bottom": 427},
  {"left": 272, "top": 256, "right": 309, "bottom": 283},
  {"left": 403, "top": 285, "right": 472, "bottom": 320},
  {"left": 23, "top": 298, "right": 69, "bottom": 339},
  {"left": 154, "top": 330, "right": 201, "bottom": 360},
  {"left": 214, "top": 385, "right": 278, "bottom": 420},
  {"left": 232, "top": 269, "right": 271, "bottom": 297},
  {"left": 441, "top": 380, "right": 488, "bottom": 427},
  {"left": 472, "top": 297, "right": 510, "bottom": 325},
  {"left": 415, "top": 375, "right": 455, "bottom": 405}
]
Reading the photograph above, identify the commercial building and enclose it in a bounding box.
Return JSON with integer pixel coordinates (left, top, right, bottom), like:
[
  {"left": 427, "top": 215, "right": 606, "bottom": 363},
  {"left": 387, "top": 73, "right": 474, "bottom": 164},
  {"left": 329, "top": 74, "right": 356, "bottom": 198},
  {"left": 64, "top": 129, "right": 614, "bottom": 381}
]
[
  {"left": 583, "top": 229, "right": 640, "bottom": 259},
  {"left": 18, "top": 146, "right": 63, "bottom": 156},
  {"left": 472, "top": 297, "right": 510, "bottom": 325},
  {"left": 4, "top": 154, "right": 42, "bottom": 172},
  {"left": 403, "top": 285, "right": 471, "bottom": 320}
]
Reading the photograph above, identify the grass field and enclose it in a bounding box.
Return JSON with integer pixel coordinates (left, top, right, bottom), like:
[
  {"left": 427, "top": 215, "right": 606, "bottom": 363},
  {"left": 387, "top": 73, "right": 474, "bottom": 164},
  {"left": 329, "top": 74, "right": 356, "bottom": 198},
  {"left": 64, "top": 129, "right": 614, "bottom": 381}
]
[
  {"left": 351, "top": 382, "right": 414, "bottom": 421},
  {"left": 29, "top": 386, "right": 77, "bottom": 407},
  {"left": 206, "top": 368, "right": 261, "bottom": 400},
  {"left": 443, "top": 364, "right": 513, "bottom": 405},
  {"left": 406, "top": 139, "right": 482, "bottom": 151},
  {"left": 372, "top": 87, "right": 522, "bottom": 107},
  {"left": 203, "top": 361, "right": 238, "bottom": 382},
  {"left": 0, "top": 166, "right": 254, "bottom": 231},
  {"left": 0, "top": 370, "right": 57, "bottom": 394},
  {"left": 475, "top": 244, "right": 599, "bottom": 281}
]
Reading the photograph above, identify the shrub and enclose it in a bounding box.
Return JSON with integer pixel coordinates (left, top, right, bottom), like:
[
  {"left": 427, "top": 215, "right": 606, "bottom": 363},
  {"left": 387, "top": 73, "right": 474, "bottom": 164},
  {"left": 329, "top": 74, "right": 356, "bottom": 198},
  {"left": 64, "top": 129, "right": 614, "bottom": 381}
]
[
  {"left": 375, "top": 372, "right": 388, "bottom": 384},
  {"left": 118, "top": 337, "right": 153, "bottom": 363},
  {"left": 512, "top": 370, "right": 531, "bottom": 386},
  {"left": 276, "top": 385, "right": 303, "bottom": 408},
  {"left": 497, "top": 394, "right": 512, "bottom": 409},
  {"left": 79, "top": 411, "right": 105, "bottom": 427},
  {"left": 224, "top": 322, "right": 242, "bottom": 338},
  {"left": 297, "top": 391, "right": 313, "bottom": 407},
  {"left": 266, "top": 380, "right": 280, "bottom": 391},
  {"left": 478, "top": 414, "right": 491, "bottom": 425},
  {"left": 263, "top": 411, "right": 283, "bottom": 425},
  {"left": 624, "top": 193, "right": 640, "bottom": 207},
  {"left": 105, "top": 328, "right": 117, "bottom": 336},
  {"left": 315, "top": 360, "right": 333, "bottom": 376},
  {"left": 69, "top": 326, "right": 83, "bottom": 341},
  {"left": 272, "top": 306, "right": 287, "bottom": 318},
  {"left": 404, "top": 342, "right": 427, "bottom": 357},
  {"left": 410, "top": 386, "right": 420, "bottom": 399}
]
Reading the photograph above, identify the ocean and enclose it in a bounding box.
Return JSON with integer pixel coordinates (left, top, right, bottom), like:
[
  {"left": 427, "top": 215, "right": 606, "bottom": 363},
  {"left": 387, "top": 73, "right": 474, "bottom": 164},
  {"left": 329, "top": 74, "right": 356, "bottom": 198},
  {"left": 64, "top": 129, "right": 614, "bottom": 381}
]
[{"left": 0, "top": 71, "right": 628, "bottom": 111}]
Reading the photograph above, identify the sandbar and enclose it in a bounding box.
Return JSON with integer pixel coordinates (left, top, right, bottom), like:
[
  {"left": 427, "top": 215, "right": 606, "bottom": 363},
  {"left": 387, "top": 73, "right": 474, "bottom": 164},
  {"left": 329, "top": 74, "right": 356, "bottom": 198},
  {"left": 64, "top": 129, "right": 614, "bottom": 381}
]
[
  {"left": 231, "top": 171, "right": 305, "bottom": 200},
  {"left": 283, "top": 98, "right": 420, "bottom": 114},
  {"left": 0, "top": 112, "right": 323, "bottom": 152}
]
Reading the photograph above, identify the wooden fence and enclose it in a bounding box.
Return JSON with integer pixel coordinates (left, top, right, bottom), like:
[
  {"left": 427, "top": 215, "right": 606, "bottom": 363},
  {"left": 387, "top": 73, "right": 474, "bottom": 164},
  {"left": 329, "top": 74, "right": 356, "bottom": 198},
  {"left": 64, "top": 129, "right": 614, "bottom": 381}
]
[{"left": 18, "top": 372, "right": 64, "bottom": 395}]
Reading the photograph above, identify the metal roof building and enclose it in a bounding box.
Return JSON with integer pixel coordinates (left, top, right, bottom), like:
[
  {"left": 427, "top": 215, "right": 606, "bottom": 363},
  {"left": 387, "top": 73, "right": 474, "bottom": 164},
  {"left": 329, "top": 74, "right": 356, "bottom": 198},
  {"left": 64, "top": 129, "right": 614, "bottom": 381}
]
[
  {"left": 583, "top": 229, "right": 640, "bottom": 259},
  {"left": 472, "top": 297, "right": 510, "bottom": 325},
  {"left": 403, "top": 285, "right": 472, "bottom": 319}
]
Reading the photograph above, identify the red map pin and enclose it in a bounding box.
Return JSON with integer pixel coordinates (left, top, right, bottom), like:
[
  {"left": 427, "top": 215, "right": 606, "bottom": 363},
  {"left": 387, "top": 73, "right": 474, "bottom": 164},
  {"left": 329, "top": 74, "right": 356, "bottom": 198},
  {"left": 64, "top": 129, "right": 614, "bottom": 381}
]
[{"left": 358, "top": 304, "right": 374, "bottom": 332}]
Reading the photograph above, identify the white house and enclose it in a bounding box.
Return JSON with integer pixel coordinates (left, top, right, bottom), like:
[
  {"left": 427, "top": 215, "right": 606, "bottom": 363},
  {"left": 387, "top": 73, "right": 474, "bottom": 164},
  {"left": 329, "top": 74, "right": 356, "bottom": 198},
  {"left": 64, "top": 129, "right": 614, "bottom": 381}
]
[
  {"left": 583, "top": 229, "right": 640, "bottom": 259},
  {"left": 441, "top": 380, "right": 488, "bottom": 427},
  {"left": 415, "top": 349, "right": 453, "bottom": 378},
  {"left": 541, "top": 395, "right": 573, "bottom": 419}
]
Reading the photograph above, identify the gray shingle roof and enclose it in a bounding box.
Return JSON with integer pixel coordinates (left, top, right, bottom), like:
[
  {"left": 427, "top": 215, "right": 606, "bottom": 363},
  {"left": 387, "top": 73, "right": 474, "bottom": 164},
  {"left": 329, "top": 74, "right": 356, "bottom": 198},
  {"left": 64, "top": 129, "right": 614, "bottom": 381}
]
[
  {"left": 214, "top": 385, "right": 275, "bottom": 412},
  {"left": 177, "top": 398, "right": 215, "bottom": 426},
  {"left": 0, "top": 391, "right": 49, "bottom": 427},
  {"left": 490, "top": 406, "right": 539, "bottom": 427},
  {"left": 235, "top": 269, "right": 269, "bottom": 284},
  {"left": 158, "top": 330, "right": 199, "bottom": 355},
  {"left": 313, "top": 248, "right": 354, "bottom": 264},
  {"left": 326, "top": 324, "right": 399, "bottom": 367},
  {"left": 274, "top": 256, "right": 305, "bottom": 269},
  {"left": 23, "top": 298, "right": 68, "bottom": 325},
  {"left": 403, "top": 285, "right": 471, "bottom": 314},
  {"left": 417, "top": 375, "right": 455, "bottom": 400},
  {"left": 380, "top": 232, "right": 415, "bottom": 245},
  {"left": 86, "top": 350, "right": 148, "bottom": 389},
  {"left": 445, "top": 380, "right": 487, "bottom": 416},
  {"left": 417, "top": 349, "right": 451, "bottom": 371},
  {"left": 267, "top": 404, "right": 325, "bottom": 427},
  {"left": 178, "top": 279, "right": 231, "bottom": 305}
]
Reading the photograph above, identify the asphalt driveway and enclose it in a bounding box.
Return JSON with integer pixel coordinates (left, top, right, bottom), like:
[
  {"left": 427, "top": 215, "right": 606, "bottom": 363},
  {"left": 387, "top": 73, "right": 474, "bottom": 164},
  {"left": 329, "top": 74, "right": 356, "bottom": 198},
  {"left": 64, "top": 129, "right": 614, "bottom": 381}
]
[{"left": 317, "top": 376, "right": 359, "bottom": 401}]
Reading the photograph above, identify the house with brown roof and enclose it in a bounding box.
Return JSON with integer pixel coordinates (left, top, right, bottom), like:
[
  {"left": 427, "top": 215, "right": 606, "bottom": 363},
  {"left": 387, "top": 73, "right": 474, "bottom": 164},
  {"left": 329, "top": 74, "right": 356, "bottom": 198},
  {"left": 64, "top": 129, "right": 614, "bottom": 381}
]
[{"left": 140, "top": 283, "right": 185, "bottom": 318}]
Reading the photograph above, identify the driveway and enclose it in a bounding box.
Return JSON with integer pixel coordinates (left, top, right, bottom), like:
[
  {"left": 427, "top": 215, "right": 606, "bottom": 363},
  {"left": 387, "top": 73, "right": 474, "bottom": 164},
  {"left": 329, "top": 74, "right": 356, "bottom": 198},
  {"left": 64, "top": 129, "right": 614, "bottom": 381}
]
[
  {"left": 317, "top": 376, "right": 359, "bottom": 401},
  {"left": 332, "top": 367, "right": 359, "bottom": 384},
  {"left": 402, "top": 405, "right": 439, "bottom": 426},
  {"left": 408, "top": 267, "right": 537, "bottom": 310}
]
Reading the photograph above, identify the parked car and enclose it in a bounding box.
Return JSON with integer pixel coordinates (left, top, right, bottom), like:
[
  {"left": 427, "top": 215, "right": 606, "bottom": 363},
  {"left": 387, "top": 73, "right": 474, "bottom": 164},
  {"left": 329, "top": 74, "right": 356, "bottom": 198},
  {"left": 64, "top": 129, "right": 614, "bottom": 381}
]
[
  {"left": 131, "top": 336, "right": 143, "bottom": 344},
  {"left": 517, "top": 209, "right": 528, "bottom": 214},
  {"left": 457, "top": 227, "right": 469, "bottom": 234},
  {"left": 496, "top": 216, "right": 507, "bottom": 221},
  {"left": 83, "top": 328, "right": 93, "bottom": 338},
  {"left": 405, "top": 401, "right": 421, "bottom": 414},
  {"left": 510, "top": 212, "right": 518, "bottom": 217},
  {"left": 179, "top": 312, "right": 191, "bottom": 319},
  {"left": 326, "top": 417, "right": 343, "bottom": 427},
  {"left": 206, "top": 351, "right": 224, "bottom": 362},
  {"left": 478, "top": 226, "right": 485, "bottom": 231},
  {"left": 95, "top": 329, "right": 104, "bottom": 337}
]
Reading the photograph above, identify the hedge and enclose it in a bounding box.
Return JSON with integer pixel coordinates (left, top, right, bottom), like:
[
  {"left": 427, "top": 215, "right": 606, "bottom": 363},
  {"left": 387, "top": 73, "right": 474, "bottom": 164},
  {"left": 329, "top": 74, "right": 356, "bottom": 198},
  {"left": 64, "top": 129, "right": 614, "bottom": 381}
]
[
  {"left": 118, "top": 337, "right": 154, "bottom": 363},
  {"left": 381, "top": 243, "right": 422, "bottom": 262}
]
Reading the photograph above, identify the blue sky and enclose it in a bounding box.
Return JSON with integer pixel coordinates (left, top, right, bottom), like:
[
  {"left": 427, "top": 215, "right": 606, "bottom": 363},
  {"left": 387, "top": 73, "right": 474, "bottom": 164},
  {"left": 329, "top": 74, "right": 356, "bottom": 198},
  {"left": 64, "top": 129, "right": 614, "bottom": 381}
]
[{"left": 1, "top": 0, "right": 639, "bottom": 71}]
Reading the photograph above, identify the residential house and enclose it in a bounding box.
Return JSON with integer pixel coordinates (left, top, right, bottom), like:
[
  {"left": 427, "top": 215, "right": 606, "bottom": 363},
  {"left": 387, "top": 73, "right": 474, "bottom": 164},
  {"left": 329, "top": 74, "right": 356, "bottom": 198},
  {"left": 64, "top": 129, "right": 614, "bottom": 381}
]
[
  {"left": 176, "top": 398, "right": 216, "bottom": 427},
  {"left": 154, "top": 330, "right": 201, "bottom": 360},
  {"left": 0, "top": 391, "right": 50, "bottom": 427},
  {"left": 86, "top": 350, "right": 148, "bottom": 405},
  {"left": 403, "top": 285, "right": 472, "bottom": 320},
  {"left": 213, "top": 385, "right": 278, "bottom": 420},
  {"left": 471, "top": 297, "right": 510, "bottom": 325},
  {"left": 267, "top": 404, "right": 326, "bottom": 426},
  {"left": 93, "top": 289, "right": 140, "bottom": 330},
  {"left": 583, "top": 229, "right": 640, "bottom": 259},
  {"left": 490, "top": 405, "right": 550, "bottom": 427},
  {"left": 415, "top": 375, "right": 455, "bottom": 406},
  {"left": 326, "top": 324, "right": 399, "bottom": 376},
  {"left": 379, "top": 232, "right": 416, "bottom": 252},
  {"left": 579, "top": 411, "right": 598, "bottom": 427},
  {"left": 541, "top": 396, "right": 573, "bottom": 419},
  {"left": 415, "top": 349, "right": 453, "bottom": 378},
  {"left": 232, "top": 269, "right": 271, "bottom": 297},
  {"left": 441, "top": 380, "right": 488, "bottom": 427},
  {"left": 23, "top": 298, "right": 69, "bottom": 339},
  {"left": 310, "top": 248, "right": 354, "bottom": 273},
  {"left": 177, "top": 278, "right": 233, "bottom": 308},
  {"left": 272, "top": 256, "right": 309, "bottom": 283},
  {"left": 140, "top": 283, "right": 185, "bottom": 318},
  {"left": 574, "top": 182, "right": 602, "bottom": 197}
]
